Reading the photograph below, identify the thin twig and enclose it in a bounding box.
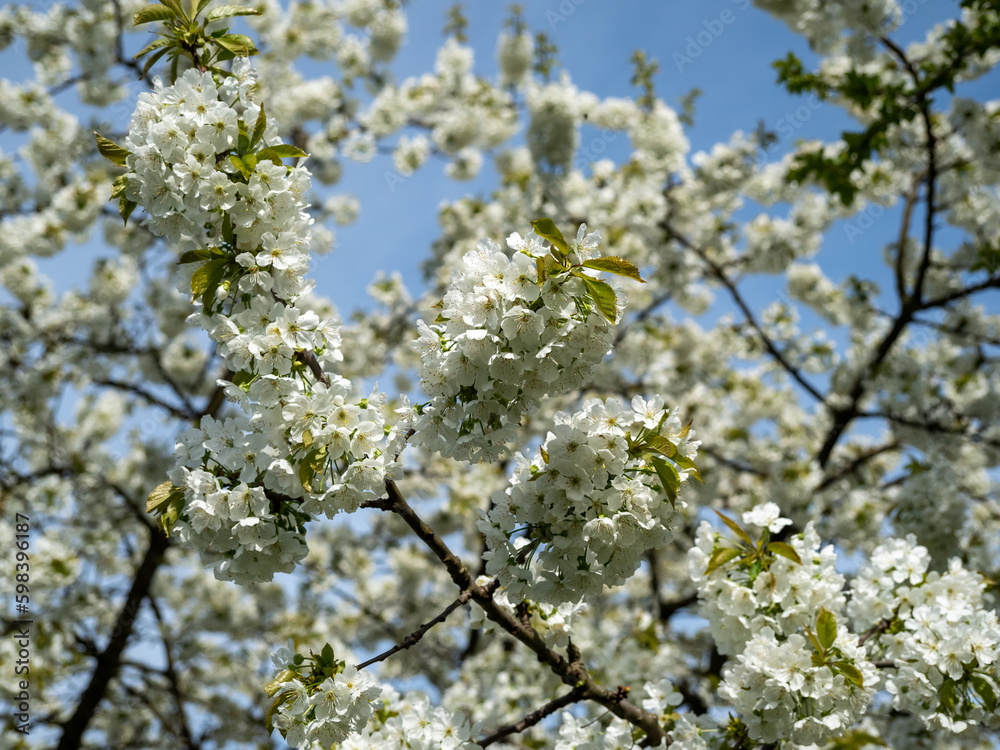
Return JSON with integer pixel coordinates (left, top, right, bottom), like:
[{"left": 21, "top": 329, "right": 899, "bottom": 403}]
[
  {"left": 355, "top": 589, "right": 475, "bottom": 671},
  {"left": 479, "top": 686, "right": 587, "bottom": 747}
]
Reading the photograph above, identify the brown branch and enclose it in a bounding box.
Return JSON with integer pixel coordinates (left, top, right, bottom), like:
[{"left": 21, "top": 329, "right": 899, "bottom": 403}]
[
  {"left": 147, "top": 595, "right": 200, "bottom": 750},
  {"left": 816, "top": 35, "right": 942, "bottom": 469},
  {"left": 56, "top": 527, "right": 170, "bottom": 750},
  {"left": 816, "top": 441, "right": 900, "bottom": 491},
  {"left": 93, "top": 377, "right": 195, "bottom": 420},
  {"left": 374, "top": 480, "right": 669, "bottom": 746},
  {"left": 355, "top": 588, "right": 476, "bottom": 671},
  {"left": 662, "top": 222, "right": 826, "bottom": 405},
  {"left": 479, "top": 686, "right": 587, "bottom": 747}
]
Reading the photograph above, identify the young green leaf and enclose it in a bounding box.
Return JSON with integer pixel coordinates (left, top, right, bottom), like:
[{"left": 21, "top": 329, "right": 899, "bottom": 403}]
[
  {"left": 320, "top": 642, "right": 335, "bottom": 666},
  {"left": 229, "top": 154, "right": 250, "bottom": 179},
  {"left": 576, "top": 274, "right": 619, "bottom": 323},
  {"left": 250, "top": 104, "right": 267, "bottom": 149},
  {"left": 178, "top": 247, "right": 224, "bottom": 264},
  {"left": 257, "top": 145, "right": 308, "bottom": 163},
  {"left": 651, "top": 456, "right": 680, "bottom": 506},
  {"left": 158, "top": 490, "right": 186, "bottom": 537},
  {"left": 671, "top": 453, "right": 703, "bottom": 483},
  {"left": 644, "top": 436, "right": 677, "bottom": 458},
  {"left": 265, "top": 691, "right": 293, "bottom": 734},
  {"left": 146, "top": 480, "right": 178, "bottom": 513},
  {"left": 530, "top": 217, "right": 570, "bottom": 257},
  {"left": 705, "top": 546, "right": 742, "bottom": 575},
  {"left": 832, "top": 661, "right": 864, "bottom": 688},
  {"left": 132, "top": 37, "right": 174, "bottom": 61},
  {"left": 141, "top": 45, "right": 174, "bottom": 79},
  {"left": 213, "top": 33, "right": 258, "bottom": 58},
  {"left": 205, "top": 4, "right": 263, "bottom": 22},
  {"left": 713, "top": 509, "right": 753, "bottom": 546},
  {"left": 971, "top": 674, "right": 998, "bottom": 711},
  {"left": 190, "top": 258, "right": 229, "bottom": 307},
  {"left": 767, "top": 541, "right": 802, "bottom": 565},
  {"left": 95, "top": 133, "right": 131, "bottom": 166},
  {"left": 119, "top": 196, "right": 137, "bottom": 226},
  {"left": 581, "top": 256, "right": 646, "bottom": 283},
  {"left": 110, "top": 174, "right": 129, "bottom": 199},
  {"left": 817, "top": 607, "right": 837, "bottom": 650},
  {"left": 133, "top": 3, "right": 177, "bottom": 25}
]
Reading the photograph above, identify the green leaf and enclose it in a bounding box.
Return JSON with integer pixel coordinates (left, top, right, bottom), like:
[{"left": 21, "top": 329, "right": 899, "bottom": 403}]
[
  {"left": 301, "top": 429, "right": 313, "bottom": 448},
  {"left": 237, "top": 120, "right": 250, "bottom": 155},
  {"left": 141, "top": 45, "right": 173, "bottom": 79},
  {"left": 264, "top": 669, "right": 296, "bottom": 698},
  {"left": 206, "top": 4, "right": 262, "bottom": 22},
  {"left": 95, "top": 132, "right": 131, "bottom": 166},
  {"left": 530, "top": 217, "right": 570, "bottom": 258},
  {"left": 110, "top": 174, "right": 129, "bottom": 199},
  {"left": 576, "top": 274, "right": 619, "bottom": 324},
  {"left": 119, "top": 196, "right": 137, "bottom": 225},
  {"left": 222, "top": 213, "right": 234, "bottom": 244},
  {"left": 178, "top": 247, "right": 224, "bottom": 264},
  {"left": 133, "top": 36, "right": 174, "bottom": 60},
  {"left": 705, "top": 546, "right": 742, "bottom": 575},
  {"left": 232, "top": 370, "right": 255, "bottom": 389},
  {"left": 229, "top": 154, "right": 250, "bottom": 179},
  {"left": 817, "top": 607, "right": 837, "bottom": 650},
  {"left": 133, "top": 4, "right": 177, "bottom": 25},
  {"left": 212, "top": 33, "right": 258, "bottom": 58},
  {"left": 644, "top": 436, "right": 677, "bottom": 458},
  {"left": 713, "top": 509, "right": 753, "bottom": 546},
  {"left": 534, "top": 255, "right": 550, "bottom": 285},
  {"left": 190, "top": 258, "right": 229, "bottom": 309},
  {"left": 651, "top": 456, "right": 680, "bottom": 507},
  {"left": 767, "top": 541, "right": 802, "bottom": 565},
  {"left": 257, "top": 144, "right": 308, "bottom": 162},
  {"left": 159, "top": 489, "right": 186, "bottom": 537},
  {"left": 940, "top": 677, "right": 958, "bottom": 714},
  {"left": 265, "top": 691, "right": 293, "bottom": 735},
  {"left": 320, "top": 642, "right": 335, "bottom": 666},
  {"left": 971, "top": 674, "right": 998, "bottom": 711},
  {"left": 158, "top": 0, "right": 187, "bottom": 19},
  {"left": 539, "top": 445, "right": 550, "bottom": 464},
  {"left": 250, "top": 104, "right": 266, "bottom": 149},
  {"left": 146, "top": 480, "right": 178, "bottom": 513},
  {"left": 189, "top": 0, "right": 212, "bottom": 20},
  {"left": 582, "top": 256, "right": 646, "bottom": 283},
  {"left": 832, "top": 661, "right": 864, "bottom": 689},
  {"left": 671, "top": 453, "right": 703, "bottom": 483}
]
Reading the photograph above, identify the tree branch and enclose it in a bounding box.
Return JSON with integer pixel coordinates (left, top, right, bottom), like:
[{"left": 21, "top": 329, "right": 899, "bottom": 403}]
[
  {"left": 355, "top": 588, "right": 476, "bottom": 671},
  {"left": 56, "top": 527, "right": 170, "bottom": 750},
  {"left": 479, "top": 686, "right": 587, "bottom": 747},
  {"left": 372, "top": 480, "right": 669, "bottom": 746}
]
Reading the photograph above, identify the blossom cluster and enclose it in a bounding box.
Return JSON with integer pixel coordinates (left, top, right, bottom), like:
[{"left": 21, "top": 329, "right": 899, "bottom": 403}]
[
  {"left": 689, "top": 504, "right": 878, "bottom": 745},
  {"left": 480, "top": 396, "right": 699, "bottom": 603},
  {"left": 411, "top": 225, "right": 619, "bottom": 463},
  {"left": 116, "top": 59, "right": 407, "bottom": 583},
  {"left": 268, "top": 642, "right": 383, "bottom": 749},
  {"left": 848, "top": 535, "right": 1000, "bottom": 733},
  {"left": 341, "top": 691, "right": 480, "bottom": 750}
]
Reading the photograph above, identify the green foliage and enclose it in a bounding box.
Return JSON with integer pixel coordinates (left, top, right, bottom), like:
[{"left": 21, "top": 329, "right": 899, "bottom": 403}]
[
  {"left": 444, "top": 3, "right": 468, "bottom": 43},
  {"left": 146, "top": 480, "right": 186, "bottom": 537},
  {"left": 532, "top": 32, "right": 559, "bottom": 81},
  {"left": 95, "top": 132, "right": 130, "bottom": 166},
  {"left": 705, "top": 510, "right": 803, "bottom": 580},
  {"left": 129, "top": 0, "right": 262, "bottom": 84},
  {"left": 630, "top": 49, "right": 659, "bottom": 111}
]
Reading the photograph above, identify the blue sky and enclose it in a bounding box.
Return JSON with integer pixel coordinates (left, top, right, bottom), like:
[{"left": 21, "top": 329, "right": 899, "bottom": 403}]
[{"left": 5, "top": 0, "right": 998, "bottom": 346}]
